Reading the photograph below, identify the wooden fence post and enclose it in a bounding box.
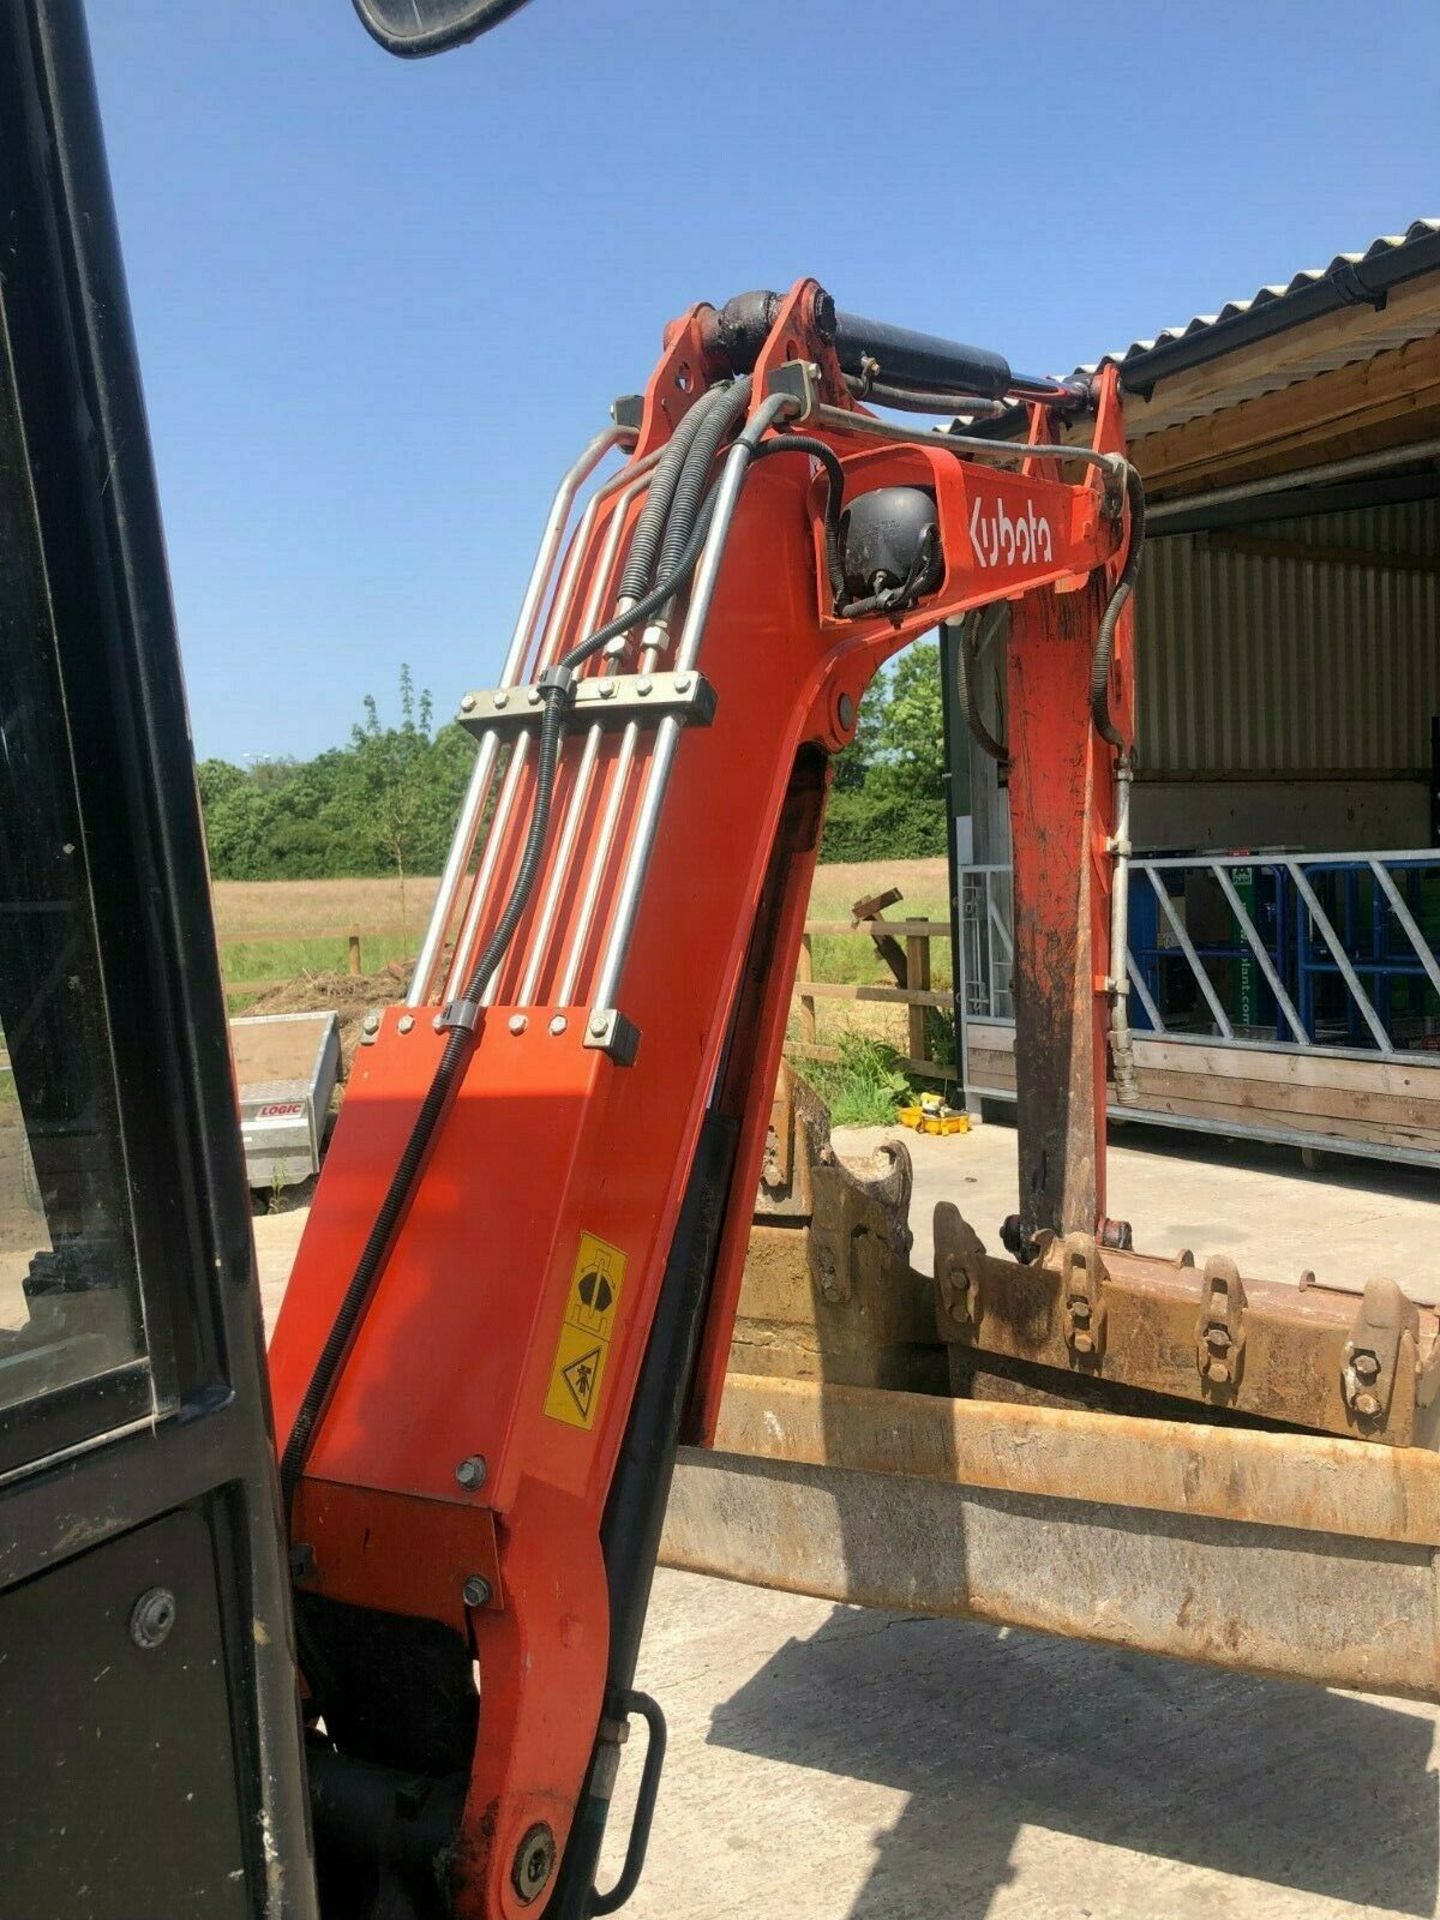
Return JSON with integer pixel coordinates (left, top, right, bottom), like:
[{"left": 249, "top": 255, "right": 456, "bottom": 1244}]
[
  {"left": 348, "top": 930, "right": 362, "bottom": 976},
  {"left": 906, "top": 929, "right": 931, "bottom": 1068},
  {"left": 797, "top": 932, "right": 817, "bottom": 1048}
]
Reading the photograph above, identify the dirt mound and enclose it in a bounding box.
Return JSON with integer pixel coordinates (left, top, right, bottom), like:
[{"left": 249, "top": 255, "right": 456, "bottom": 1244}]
[{"left": 245, "top": 966, "right": 410, "bottom": 1076}]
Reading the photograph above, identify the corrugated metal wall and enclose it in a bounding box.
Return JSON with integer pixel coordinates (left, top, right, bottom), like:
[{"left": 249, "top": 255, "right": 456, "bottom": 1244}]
[{"left": 1137, "top": 499, "right": 1440, "bottom": 775}]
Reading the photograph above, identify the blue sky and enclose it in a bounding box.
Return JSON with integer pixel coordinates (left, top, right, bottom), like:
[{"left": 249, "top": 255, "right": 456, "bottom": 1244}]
[{"left": 87, "top": 0, "right": 1440, "bottom": 764}]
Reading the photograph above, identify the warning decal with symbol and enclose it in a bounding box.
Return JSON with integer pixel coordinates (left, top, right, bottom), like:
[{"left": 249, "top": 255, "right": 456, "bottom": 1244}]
[{"left": 543, "top": 1231, "right": 627, "bottom": 1431}]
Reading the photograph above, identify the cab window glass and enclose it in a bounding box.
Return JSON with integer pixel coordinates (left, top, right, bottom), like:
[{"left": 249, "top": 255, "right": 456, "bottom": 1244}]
[{"left": 0, "top": 490, "right": 148, "bottom": 1433}]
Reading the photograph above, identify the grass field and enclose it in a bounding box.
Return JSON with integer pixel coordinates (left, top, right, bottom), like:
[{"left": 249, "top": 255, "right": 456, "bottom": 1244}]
[
  {"left": 214, "top": 875, "right": 441, "bottom": 1002},
  {"left": 214, "top": 860, "right": 955, "bottom": 1092},
  {"left": 214, "top": 861, "right": 951, "bottom": 994}
]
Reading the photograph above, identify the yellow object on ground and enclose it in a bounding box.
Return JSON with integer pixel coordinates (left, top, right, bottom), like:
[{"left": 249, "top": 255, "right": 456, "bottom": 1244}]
[{"left": 898, "top": 1099, "right": 970, "bottom": 1136}]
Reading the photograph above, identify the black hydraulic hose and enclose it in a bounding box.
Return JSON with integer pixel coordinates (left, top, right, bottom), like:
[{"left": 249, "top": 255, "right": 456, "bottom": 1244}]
[
  {"left": 560, "top": 485, "right": 719, "bottom": 671},
  {"left": 652, "top": 377, "right": 752, "bottom": 589},
  {"left": 280, "top": 445, "right": 751, "bottom": 1522},
  {"left": 748, "top": 430, "right": 847, "bottom": 609},
  {"left": 953, "top": 610, "right": 1008, "bottom": 768},
  {"left": 616, "top": 383, "right": 727, "bottom": 604},
  {"left": 1090, "top": 463, "right": 1146, "bottom": 754}
]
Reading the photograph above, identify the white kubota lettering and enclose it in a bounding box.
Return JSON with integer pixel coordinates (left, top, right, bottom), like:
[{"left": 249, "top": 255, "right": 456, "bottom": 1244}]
[{"left": 969, "top": 494, "right": 1054, "bottom": 570}]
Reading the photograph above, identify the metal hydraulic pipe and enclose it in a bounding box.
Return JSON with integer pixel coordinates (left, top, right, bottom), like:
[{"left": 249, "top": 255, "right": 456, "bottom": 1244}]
[
  {"left": 531, "top": 494, "right": 603, "bottom": 673},
  {"left": 555, "top": 620, "right": 640, "bottom": 1009},
  {"left": 848, "top": 376, "right": 1009, "bottom": 419},
  {"left": 483, "top": 471, "right": 656, "bottom": 1009},
  {"left": 513, "top": 727, "right": 602, "bottom": 1006},
  {"left": 515, "top": 473, "right": 655, "bottom": 1006},
  {"left": 811, "top": 400, "right": 1122, "bottom": 481},
  {"left": 408, "top": 423, "right": 631, "bottom": 1002},
  {"left": 588, "top": 394, "right": 790, "bottom": 1017},
  {"left": 531, "top": 448, "right": 664, "bottom": 674},
  {"left": 1107, "top": 761, "right": 1139, "bottom": 1105},
  {"left": 443, "top": 732, "right": 531, "bottom": 1001},
  {"left": 559, "top": 420, "right": 756, "bottom": 1004}
]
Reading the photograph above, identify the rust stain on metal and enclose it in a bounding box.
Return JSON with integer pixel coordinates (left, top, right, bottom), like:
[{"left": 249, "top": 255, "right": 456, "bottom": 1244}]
[
  {"left": 663, "top": 1444, "right": 1440, "bottom": 1699},
  {"left": 1006, "top": 573, "right": 1112, "bottom": 1238},
  {"left": 708, "top": 1371, "right": 1440, "bottom": 1548},
  {"left": 932, "top": 1205, "right": 1440, "bottom": 1446}
]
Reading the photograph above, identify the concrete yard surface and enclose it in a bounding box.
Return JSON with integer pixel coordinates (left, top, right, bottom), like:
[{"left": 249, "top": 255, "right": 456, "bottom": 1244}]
[
  {"left": 257, "top": 1122, "right": 1440, "bottom": 1918},
  {"left": 602, "top": 1568, "right": 1440, "bottom": 1920}
]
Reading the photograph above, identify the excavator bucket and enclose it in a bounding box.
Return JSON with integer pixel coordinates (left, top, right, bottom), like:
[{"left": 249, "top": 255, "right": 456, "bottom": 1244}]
[
  {"left": 730, "top": 1063, "right": 942, "bottom": 1394},
  {"left": 670, "top": 1067, "right": 1440, "bottom": 1704}
]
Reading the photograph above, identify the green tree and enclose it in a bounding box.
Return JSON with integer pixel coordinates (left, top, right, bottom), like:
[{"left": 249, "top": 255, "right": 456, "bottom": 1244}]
[
  {"left": 875, "top": 638, "right": 944, "bottom": 784},
  {"left": 196, "top": 667, "right": 475, "bottom": 887},
  {"left": 346, "top": 666, "right": 455, "bottom": 929},
  {"left": 818, "top": 636, "right": 947, "bottom": 862}
]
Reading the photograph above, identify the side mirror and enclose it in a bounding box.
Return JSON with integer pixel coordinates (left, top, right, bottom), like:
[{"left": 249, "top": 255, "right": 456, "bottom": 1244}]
[{"left": 352, "top": 0, "right": 534, "bottom": 57}]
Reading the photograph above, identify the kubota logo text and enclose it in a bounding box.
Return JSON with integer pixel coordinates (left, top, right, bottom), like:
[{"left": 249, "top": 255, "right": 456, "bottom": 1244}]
[{"left": 970, "top": 495, "right": 1054, "bottom": 569}]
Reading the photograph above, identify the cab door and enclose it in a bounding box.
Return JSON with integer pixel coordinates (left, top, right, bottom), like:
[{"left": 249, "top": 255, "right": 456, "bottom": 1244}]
[{"left": 0, "top": 4, "right": 315, "bottom": 1913}]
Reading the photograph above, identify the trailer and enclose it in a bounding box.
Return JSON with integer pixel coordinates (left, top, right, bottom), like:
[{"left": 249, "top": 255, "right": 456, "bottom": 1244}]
[{"left": 230, "top": 1009, "right": 341, "bottom": 1190}]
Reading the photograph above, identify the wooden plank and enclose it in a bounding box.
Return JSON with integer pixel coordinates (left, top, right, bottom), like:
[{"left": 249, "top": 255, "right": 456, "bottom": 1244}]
[
  {"left": 967, "top": 1021, "right": 1016, "bottom": 1054},
  {"left": 805, "top": 918, "right": 951, "bottom": 938},
  {"left": 664, "top": 1449, "right": 1440, "bottom": 1699},
  {"left": 1178, "top": 386, "right": 1440, "bottom": 491},
  {"left": 791, "top": 981, "right": 951, "bottom": 1008},
  {"left": 969, "top": 1044, "right": 1016, "bottom": 1071},
  {"left": 1136, "top": 329, "right": 1440, "bottom": 489},
  {"left": 971, "top": 1022, "right": 1440, "bottom": 1097},
  {"left": 796, "top": 933, "right": 817, "bottom": 1048},
  {"left": 968, "top": 1025, "right": 1440, "bottom": 1138},
  {"left": 973, "top": 1067, "right": 1440, "bottom": 1147},
  {"left": 1135, "top": 1065, "right": 1440, "bottom": 1132},
  {"left": 905, "top": 932, "right": 932, "bottom": 1063},
  {"left": 1178, "top": 402, "right": 1440, "bottom": 497},
  {"left": 1123, "top": 272, "right": 1440, "bottom": 442},
  {"left": 1124, "top": 1087, "right": 1440, "bottom": 1150},
  {"left": 706, "top": 1373, "right": 1440, "bottom": 1549},
  {"left": 898, "top": 1055, "right": 955, "bottom": 1083},
  {"left": 1135, "top": 1035, "right": 1440, "bottom": 1097},
  {"left": 217, "top": 922, "right": 414, "bottom": 947}
]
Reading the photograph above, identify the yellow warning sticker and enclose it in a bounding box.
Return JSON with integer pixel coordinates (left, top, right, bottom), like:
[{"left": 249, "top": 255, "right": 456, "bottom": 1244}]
[{"left": 544, "top": 1232, "right": 627, "bottom": 1430}]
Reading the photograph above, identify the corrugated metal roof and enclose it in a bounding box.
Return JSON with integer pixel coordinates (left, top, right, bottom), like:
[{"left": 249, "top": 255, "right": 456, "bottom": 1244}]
[{"left": 1101, "top": 219, "right": 1440, "bottom": 373}]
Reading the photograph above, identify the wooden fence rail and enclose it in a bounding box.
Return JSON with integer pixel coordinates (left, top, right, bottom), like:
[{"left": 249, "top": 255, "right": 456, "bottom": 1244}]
[
  {"left": 791, "top": 895, "right": 955, "bottom": 1083},
  {"left": 217, "top": 924, "right": 413, "bottom": 997}
]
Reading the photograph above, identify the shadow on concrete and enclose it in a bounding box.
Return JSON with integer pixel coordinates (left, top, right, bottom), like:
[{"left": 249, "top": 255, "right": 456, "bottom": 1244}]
[{"left": 708, "top": 1604, "right": 1439, "bottom": 1918}]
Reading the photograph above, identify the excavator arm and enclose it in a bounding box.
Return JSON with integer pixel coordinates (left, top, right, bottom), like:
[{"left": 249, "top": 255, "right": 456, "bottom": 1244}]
[{"left": 267, "top": 279, "right": 1140, "bottom": 1918}]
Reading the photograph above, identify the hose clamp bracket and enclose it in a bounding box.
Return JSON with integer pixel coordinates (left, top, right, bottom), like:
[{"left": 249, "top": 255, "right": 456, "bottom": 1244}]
[{"left": 435, "top": 999, "right": 483, "bottom": 1036}]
